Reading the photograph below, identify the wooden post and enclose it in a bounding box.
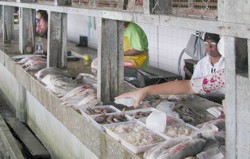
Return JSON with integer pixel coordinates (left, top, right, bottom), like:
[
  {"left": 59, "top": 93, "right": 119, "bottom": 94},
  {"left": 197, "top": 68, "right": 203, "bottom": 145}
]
[
  {"left": 97, "top": 18, "right": 124, "bottom": 102},
  {"left": 19, "top": 8, "right": 36, "bottom": 54},
  {"left": 224, "top": 36, "right": 237, "bottom": 159},
  {"left": 234, "top": 39, "right": 250, "bottom": 159},
  {"left": 248, "top": 39, "right": 250, "bottom": 76},
  {"left": 2, "top": 6, "right": 14, "bottom": 44},
  {"left": 47, "top": 12, "right": 67, "bottom": 68}
]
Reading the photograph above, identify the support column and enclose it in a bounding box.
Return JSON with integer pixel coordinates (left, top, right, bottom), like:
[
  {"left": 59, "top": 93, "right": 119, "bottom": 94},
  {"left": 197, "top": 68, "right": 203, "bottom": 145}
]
[
  {"left": 19, "top": 8, "right": 36, "bottom": 54},
  {"left": 97, "top": 18, "right": 124, "bottom": 102},
  {"left": 2, "top": 6, "right": 14, "bottom": 44},
  {"left": 47, "top": 12, "right": 67, "bottom": 68},
  {"left": 224, "top": 36, "right": 237, "bottom": 159}
]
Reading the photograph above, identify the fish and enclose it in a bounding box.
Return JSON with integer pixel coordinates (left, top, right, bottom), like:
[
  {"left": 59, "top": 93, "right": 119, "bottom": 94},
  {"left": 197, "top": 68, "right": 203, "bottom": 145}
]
[
  {"left": 25, "top": 61, "right": 47, "bottom": 71},
  {"left": 12, "top": 54, "right": 45, "bottom": 61},
  {"left": 17, "top": 56, "right": 46, "bottom": 64},
  {"left": 144, "top": 138, "right": 188, "bottom": 159},
  {"left": 157, "top": 138, "right": 206, "bottom": 159},
  {"left": 35, "top": 67, "right": 71, "bottom": 80}
]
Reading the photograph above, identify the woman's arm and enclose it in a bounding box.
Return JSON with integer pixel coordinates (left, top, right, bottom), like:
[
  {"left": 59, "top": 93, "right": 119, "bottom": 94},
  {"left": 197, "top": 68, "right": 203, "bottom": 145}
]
[
  {"left": 116, "top": 69, "right": 225, "bottom": 108},
  {"left": 116, "top": 80, "right": 195, "bottom": 108}
]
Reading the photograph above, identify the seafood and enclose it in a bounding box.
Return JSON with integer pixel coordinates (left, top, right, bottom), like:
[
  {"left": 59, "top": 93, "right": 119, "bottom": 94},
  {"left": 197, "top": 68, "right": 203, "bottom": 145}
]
[
  {"left": 156, "top": 138, "right": 206, "bottom": 159},
  {"left": 91, "top": 58, "right": 98, "bottom": 70},
  {"left": 107, "top": 123, "right": 148, "bottom": 134},
  {"left": 17, "top": 56, "right": 45, "bottom": 64},
  {"left": 164, "top": 125, "right": 194, "bottom": 138},
  {"left": 61, "top": 87, "right": 96, "bottom": 106},
  {"left": 22, "top": 57, "right": 46, "bottom": 68},
  {"left": 25, "top": 61, "right": 47, "bottom": 71},
  {"left": 167, "top": 95, "right": 185, "bottom": 102},
  {"left": 144, "top": 138, "right": 188, "bottom": 159},
  {"left": 61, "top": 86, "right": 92, "bottom": 101},
  {"left": 131, "top": 111, "right": 152, "bottom": 119},
  {"left": 41, "top": 74, "right": 77, "bottom": 97},
  {"left": 123, "top": 131, "right": 165, "bottom": 146},
  {"left": 73, "top": 94, "right": 98, "bottom": 109},
  {"left": 196, "top": 119, "right": 225, "bottom": 131},
  {"left": 75, "top": 73, "right": 97, "bottom": 88},
  {"left": 173, "top": 105, "right": 203, "bottom": 125},
  {"left": 12, "top": 54, "right": 44, "bottom": 61},
  {"left": 35, "top": 67, "right": 71, "bottom": 80},
  {"left": 57, "top": 82, "right": 98, "bottom": 109},
  {"left": 17, "top": 56, "right": 47, "bottom": 71},
  {"left": 45, "top": 84, "right": 76, "bottom": 98},
  {"left": 63, "top": 89, "right": 97, "bottom": 108},
  {"left": 85, "top": 107, "right": 115, "bottom": 115},
  {"left": 41, "top": 75, "right": 75, "bottom": 87},
  {"left": 94, "top": 113, "right": 128, "bottom": 124}
]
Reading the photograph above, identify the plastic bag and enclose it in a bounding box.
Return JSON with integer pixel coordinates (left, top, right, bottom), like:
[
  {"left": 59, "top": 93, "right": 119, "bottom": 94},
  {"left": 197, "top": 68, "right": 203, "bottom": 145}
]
[
  {"left": 156, "top": 100, "right": 179, "bottom": 118},
  {"left": 114, "top": 97, "right": 136, "bottom": 107},
  {"left": 146, "top": 111, "right": 166, "bottom": 133},
  {"left": 197, "top": 146, "right": 224, "bottom": 159}
]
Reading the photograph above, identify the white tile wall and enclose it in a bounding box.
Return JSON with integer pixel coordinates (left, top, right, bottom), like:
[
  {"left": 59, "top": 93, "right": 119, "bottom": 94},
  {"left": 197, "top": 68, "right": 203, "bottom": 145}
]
[
  {"left": 138, "top": 22, "right": 195, "bottom": 75},
  {"left": 67, "top": 17, "right": 195, "bottom": 76},
  {"left": 67, "top": 14, "right": 98, "bottom": 49}
]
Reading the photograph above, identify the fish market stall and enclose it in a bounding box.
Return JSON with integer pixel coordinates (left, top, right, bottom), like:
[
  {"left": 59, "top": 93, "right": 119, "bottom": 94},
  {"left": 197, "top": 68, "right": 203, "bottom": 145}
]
[{"left": 0, "top": 38, "right": 226, "bottom": 159}]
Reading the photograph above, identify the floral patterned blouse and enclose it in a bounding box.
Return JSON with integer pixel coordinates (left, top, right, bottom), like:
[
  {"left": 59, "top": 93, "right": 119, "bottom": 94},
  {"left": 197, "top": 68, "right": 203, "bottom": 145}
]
[{"left": 191, "top": 69, "right": 225, "bottom": 95}]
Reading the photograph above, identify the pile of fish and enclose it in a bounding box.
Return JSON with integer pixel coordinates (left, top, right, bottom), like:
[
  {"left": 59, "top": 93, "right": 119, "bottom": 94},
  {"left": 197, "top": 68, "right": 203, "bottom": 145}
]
[
  {"left": 41, "top": 74, "right": 77, "bottom": 97},
  {"left": 61, "top": 85, "right": 98, "bottom": 109},
  {"left": 12, "top": 54, "right": 44, "bottom": 62},
  {"left": 34, "top": 67, "right": 99, "bottom": 109},
  {"left": 16, "top": 55, "right": 47, "bottom": 71},
  {"left": 144, "top": 137, "right": 207, "bottom": 159},
  {"left": 12, "top": 55, "right": 99, "bottom": 109},
  {"left": 75, "top": 73, "right": 97, "bottom": 89},
  {"left": 35, "top": 67, "right": 71, "bottom": 80}
]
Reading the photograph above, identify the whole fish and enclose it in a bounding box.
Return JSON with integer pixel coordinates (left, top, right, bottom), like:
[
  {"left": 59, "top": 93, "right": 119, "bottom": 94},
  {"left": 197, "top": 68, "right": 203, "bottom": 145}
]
[{"left": 35, "top": 67, "right": 71, "bottom": 80}]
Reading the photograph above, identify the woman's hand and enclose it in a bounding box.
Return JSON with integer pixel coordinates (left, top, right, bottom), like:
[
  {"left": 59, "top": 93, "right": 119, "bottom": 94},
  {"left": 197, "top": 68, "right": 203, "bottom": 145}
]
[{"left": 115, "top": 88, "right": 149, "bottom": 108}]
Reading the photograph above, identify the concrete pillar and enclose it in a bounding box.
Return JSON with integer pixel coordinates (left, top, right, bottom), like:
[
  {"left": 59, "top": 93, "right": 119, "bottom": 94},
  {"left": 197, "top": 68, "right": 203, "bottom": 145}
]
[
  {"left": 47, "top": 12, "right": 67, "bottom": 68},
  {"left": 2, "top": 6, "right": 14, "bottom": 44},
  {"left": 19, "top": 8, "right": 36, "bottom": 54}
]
